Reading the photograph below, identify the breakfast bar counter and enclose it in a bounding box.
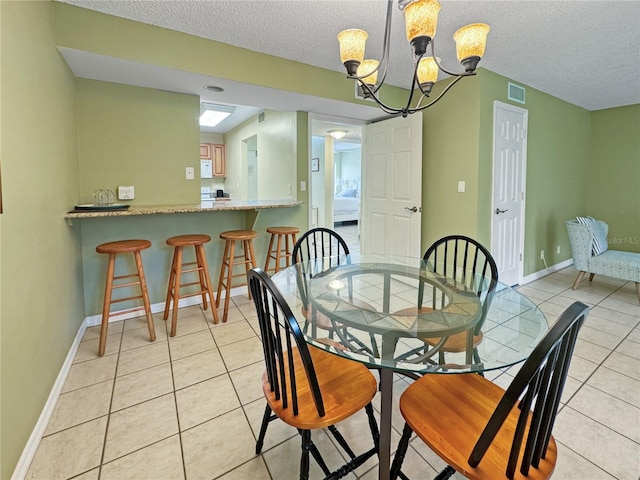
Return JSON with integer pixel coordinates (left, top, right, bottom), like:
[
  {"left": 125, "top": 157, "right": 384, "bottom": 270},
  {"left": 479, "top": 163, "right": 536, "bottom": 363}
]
[
  {"left": 67, "top": 198, "right": 306, "bottom": 319},
  {"left": 65, "top": 199, "right": 303, "bottom": 223}
]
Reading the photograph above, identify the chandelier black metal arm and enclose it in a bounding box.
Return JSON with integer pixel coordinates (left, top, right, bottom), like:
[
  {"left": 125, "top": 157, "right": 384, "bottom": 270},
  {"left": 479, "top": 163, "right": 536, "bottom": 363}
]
[
  {"left": 353, "top": 41, "right": 476, "bottom": 117},
  {"left": 347, "top": 0, "right": 394, "bottom": 96},
  {"left": 339, "top": 0, "right": 489, "bottom": 117}
]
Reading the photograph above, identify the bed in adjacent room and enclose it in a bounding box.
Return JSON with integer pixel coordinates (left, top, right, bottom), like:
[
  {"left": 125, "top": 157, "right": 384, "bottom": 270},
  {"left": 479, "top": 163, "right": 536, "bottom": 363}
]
[{"left": 333, "top": 188, "right": 360, "bottom": 223}]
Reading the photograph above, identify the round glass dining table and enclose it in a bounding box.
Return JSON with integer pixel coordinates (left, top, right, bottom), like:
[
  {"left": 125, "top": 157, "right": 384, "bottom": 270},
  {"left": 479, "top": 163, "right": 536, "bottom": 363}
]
[{"left": 270, "top": 253, "right": 549, "bottom": 480}]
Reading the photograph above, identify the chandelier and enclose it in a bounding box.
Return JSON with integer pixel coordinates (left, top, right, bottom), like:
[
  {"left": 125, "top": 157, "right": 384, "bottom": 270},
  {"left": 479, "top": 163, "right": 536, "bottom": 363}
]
[{"left": 337, "top": 0, "right": 489, "bottom": 117}]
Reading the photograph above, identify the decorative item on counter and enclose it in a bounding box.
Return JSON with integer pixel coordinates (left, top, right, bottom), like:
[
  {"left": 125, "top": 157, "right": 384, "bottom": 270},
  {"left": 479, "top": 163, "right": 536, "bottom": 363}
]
[
  {"left": 215, "top": 189, "right": 230, "bottom": 201},
  {"left": 93, "top": 189, "right": 115, "bottom": 206}
]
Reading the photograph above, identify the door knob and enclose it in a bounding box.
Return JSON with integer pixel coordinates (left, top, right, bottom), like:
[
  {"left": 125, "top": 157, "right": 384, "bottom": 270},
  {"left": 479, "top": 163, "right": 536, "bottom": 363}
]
[
  {"left": 495, "top": 208, "right": 508, "bottom": 214},
  {"left": 405, "top": 206, "right": 418, "bottom": 213}
]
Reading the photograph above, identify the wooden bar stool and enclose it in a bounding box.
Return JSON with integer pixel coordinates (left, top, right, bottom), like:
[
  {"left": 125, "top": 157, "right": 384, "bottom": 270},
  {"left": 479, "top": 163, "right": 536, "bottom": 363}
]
[
  {"left": 95, "top": 239, "right": 156, "bottom": 356},
  {"left": 163, "top": 234, "right": 219, "bottom": 336},
  {"left": 264, "top": 226, "right": 300, "bottom": 274},
  {"left": 216, "top": 230, "right": 258, "bottom": 321}
]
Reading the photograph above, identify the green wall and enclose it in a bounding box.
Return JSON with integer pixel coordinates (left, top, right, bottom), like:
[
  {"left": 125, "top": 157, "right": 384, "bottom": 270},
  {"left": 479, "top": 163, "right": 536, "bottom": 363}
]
[
  {"left": 1, "top": 2, "right": 85, "bottom": 477},
  {"left": 76, "top": 79, "right": 201, "bottom": 205},
  {"left": 1, "top": 2, "right": 638, "bottom": 477},
  {"left": 224, "top": 110, "right": 298, "bottom": 201},
  {"left": 420, "top": 69, "right": 640, "bottom": 278},
  {"left": 53, "top": 2, "right": 409, "bottom": 110},
  {"left": 587, "top": 105, "right": 640, "bottom": 253},
  {"left": 77, "top": 101, "right": 306, "bottom": 317},
  {"left": 478, "top": 70, "right": 591, "bottom": 275},
  {"left": 422, "top": 76, "right": 482, "bottom": 249},
  {"left": 257, "top": 110, "right": 298, "bottom": 200}
]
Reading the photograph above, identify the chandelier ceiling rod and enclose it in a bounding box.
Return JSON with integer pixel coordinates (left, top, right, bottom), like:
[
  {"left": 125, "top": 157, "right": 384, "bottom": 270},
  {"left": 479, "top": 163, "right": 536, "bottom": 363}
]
[{"left": 337, "top": 0, "right": 490, "bottom": 117}]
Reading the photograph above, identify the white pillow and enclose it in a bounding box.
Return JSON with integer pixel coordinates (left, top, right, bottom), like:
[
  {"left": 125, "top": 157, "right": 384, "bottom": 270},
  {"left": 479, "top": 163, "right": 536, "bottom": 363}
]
[{"left": 576, "top": 216, "right": 608, "bottom": 256}]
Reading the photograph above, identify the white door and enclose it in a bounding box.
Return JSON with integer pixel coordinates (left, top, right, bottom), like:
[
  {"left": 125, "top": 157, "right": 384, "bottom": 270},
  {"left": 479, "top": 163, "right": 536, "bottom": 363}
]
[
  {"left": 491, "top": 101, "right": 528, "bottom": 286},
  {"left": 362, "top": 114, "right": 423, "bottom": 257}
]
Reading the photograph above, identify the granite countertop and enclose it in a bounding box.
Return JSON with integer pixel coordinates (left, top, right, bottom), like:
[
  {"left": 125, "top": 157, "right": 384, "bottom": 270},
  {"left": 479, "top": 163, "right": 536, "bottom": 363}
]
[{"left": 65, "top": 199, "right": 304, "bottom": 220}]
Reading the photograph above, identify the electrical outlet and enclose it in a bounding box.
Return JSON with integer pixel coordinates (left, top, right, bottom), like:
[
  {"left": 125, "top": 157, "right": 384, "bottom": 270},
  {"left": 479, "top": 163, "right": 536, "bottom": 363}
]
[
  {"left": 118, "top": 185, "right": 134, "bottom": 200},
  {"left": 457, "top": 181, "right": 466, "bottom": 193},
  {"left": 540, "top": 250, "right": 545, "bottom": 260},
  {"left": 300, "top": 181, "right": 306, "bottom": 192},
  {"left": 556, "top": 245, "right": 561, "bottom": 254},
  {"left": 288, "top": 184, "right": 292, "bottom": 195},
  {"left": 185, "top": 167, "right": 195, "bottom": 180}
]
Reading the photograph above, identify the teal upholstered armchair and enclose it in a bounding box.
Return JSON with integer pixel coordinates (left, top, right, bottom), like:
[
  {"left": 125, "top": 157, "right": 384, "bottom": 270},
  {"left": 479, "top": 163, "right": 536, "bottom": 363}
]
[{"left": 566, "top": 218, "right": 640, "bottom": 302}]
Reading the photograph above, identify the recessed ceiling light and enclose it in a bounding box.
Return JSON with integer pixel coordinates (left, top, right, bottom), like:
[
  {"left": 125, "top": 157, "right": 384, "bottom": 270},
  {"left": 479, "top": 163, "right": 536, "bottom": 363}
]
[
  {"left": 204, "top": 85, "right": 224, "bottom": 93},
  {"left": 199, "top": 103, "right": 235, "bottom": 127}
]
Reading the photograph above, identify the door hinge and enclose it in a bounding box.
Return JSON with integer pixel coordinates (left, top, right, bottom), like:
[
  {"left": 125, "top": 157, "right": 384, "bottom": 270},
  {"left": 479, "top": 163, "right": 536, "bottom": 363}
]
[{"left": 519, "top": 253, "right": 523, "bottom": 261}]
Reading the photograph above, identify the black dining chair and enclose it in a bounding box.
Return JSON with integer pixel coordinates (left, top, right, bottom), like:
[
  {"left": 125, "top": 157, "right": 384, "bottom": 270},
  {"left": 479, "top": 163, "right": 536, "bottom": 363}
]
[
  {"left": 249, "top": 268, "right": 380, "bottom": 480},
  {"left": 292, "top": 227, "right": 379, "bottom": 356},
  {"left": 390, "top": 301, "right": 589, "bottom": 480},
  {"left": 395, "top": 235, "right": 498, "bottom": 366}
]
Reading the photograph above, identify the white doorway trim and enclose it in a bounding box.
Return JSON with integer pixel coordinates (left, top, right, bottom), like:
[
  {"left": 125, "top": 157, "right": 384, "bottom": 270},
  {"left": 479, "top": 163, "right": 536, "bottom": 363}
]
[{"left": 308, "top": 113, "right": 367, "bottom": 231}]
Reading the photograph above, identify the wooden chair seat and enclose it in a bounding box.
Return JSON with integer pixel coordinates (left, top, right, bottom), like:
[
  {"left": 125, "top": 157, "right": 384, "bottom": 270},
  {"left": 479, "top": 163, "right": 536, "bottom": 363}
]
[
  {"left": 390, "top": 302, "right": 590, "bottom": 480},
  {"left": 314, "top": 337, "right": 349, "bottom": 351},
  {"left": 96, "top": 238, "right": 151, "bottom": 254},
  {"left": 422, "top": 330, "right": 484, "bottom": 352},
  {"left": 399, "top": 373, "right": 556, "bottom": 480},
  {"left": 301, "top": 297, "right": 376, "bottom": 331},
  {"left": 263, "top": 345, "right": 377, "bottom": 430},
  {"left": 249, "top": 268, "right": 380, "bottom": 479},
  {"left": 394, "top": 305, "right": 483, "bottom": 352},
  {"left": 392, "top": 236, "right": 498, "bottom": 366}
]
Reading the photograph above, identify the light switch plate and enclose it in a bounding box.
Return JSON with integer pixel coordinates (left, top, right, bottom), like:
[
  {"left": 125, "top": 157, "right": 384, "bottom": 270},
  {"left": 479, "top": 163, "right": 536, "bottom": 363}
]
[
  {"left": 457, "top": 181, "right": 466, "bottom": 193},
  {"left": 185, "top": 167, "right": 195, "bottom": 180},
  {"left": 118, "top": 185, "right": 135, "bottom": 200}
]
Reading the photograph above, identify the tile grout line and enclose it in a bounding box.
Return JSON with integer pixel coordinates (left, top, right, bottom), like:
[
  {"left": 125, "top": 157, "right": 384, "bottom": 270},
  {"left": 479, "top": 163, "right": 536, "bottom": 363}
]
[
  {"left": 166, "top": 306, "right": 189, "bottom": 480},
  {"left": 96, "top": 320, "right": 126, "bottom": 480},
  {"left": 26, "top": 267, "right": 638, "bottom": 480}
]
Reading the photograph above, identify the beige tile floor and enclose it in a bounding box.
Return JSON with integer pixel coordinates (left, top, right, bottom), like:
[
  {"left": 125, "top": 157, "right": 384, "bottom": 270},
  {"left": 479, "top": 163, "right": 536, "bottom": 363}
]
[{"left": 25, "top": 244, "right": 639, "bottom": 479}]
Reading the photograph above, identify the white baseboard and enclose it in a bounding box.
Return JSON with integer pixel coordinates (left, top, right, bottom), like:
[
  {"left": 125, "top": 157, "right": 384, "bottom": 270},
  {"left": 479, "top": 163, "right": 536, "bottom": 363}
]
[
  {"left": 13, "top": 284, "right": 248, "bottom": 478},
  {"left": 521, "top": 259, "right": 573, "bottom": 285}
]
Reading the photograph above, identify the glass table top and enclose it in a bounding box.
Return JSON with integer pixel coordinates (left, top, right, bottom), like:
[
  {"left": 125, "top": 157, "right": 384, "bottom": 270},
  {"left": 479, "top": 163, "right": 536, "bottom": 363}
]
[{"left": 270, "top": 254, "right": 549, "bottom": 374}]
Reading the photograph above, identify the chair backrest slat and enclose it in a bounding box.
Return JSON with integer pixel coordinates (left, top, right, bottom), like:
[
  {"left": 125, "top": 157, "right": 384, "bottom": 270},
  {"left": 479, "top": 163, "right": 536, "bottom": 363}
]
[
  {"left": 506, "top": 368, "right": 541, "bottom": 478},
  {"left": 520, "top": 350, "right": 557, "bottom": 474},
  {"left": 423, "top": 235, "right": 499, "bottom": 331},
  {"left": 535, "top": 321, "right": 581, "bottom": 466},
  {"left": 293, "top": 227, "right": 350, "bottom": 264},
  {"left": 467, "top": 301, "right": 589, "bottom": 478},
  {"left": 292, "top": 228, "right": 351, "bottom": 308},
  {"left": 249, "top": 268, "right": 326, "bottom": 418}
]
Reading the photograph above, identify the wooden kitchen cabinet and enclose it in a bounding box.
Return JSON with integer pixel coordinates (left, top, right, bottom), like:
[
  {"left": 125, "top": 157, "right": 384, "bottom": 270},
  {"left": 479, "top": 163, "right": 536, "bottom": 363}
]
[
  {"left": 200, "top": 143, "right": 211, "bottom": 159},
  {"left": 211, "top": 144, "right": 226, "bottom": 177},
  {"left": 200, "top": 143, "right": 226, "bottom": 177}
]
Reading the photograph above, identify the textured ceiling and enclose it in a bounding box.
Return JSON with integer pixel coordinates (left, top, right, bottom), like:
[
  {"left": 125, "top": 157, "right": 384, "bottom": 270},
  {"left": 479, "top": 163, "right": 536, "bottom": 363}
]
[{"left": 58, "top": 0, "right": 640, "bottom": 113}]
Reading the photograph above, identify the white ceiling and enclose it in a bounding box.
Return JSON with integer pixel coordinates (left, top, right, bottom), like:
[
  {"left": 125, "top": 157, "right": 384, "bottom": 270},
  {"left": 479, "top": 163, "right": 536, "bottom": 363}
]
[{"left": 57, "top": 0, "right": 640, "bottom": 134}]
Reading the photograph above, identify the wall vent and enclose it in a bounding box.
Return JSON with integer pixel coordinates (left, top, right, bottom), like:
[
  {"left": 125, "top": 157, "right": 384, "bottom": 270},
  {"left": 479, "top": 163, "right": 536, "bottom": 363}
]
[
  {"left": 258, "top": 111, "right": 265, "bottom": 123},
  {"left": 508, "top": 82, "right": 526, "bottom": 104}
]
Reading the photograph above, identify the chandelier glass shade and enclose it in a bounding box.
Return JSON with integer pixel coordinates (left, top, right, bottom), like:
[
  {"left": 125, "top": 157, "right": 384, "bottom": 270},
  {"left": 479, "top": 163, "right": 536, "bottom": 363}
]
[{"left": 337, "top": 0, "right": 489, "bottom": 117}]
